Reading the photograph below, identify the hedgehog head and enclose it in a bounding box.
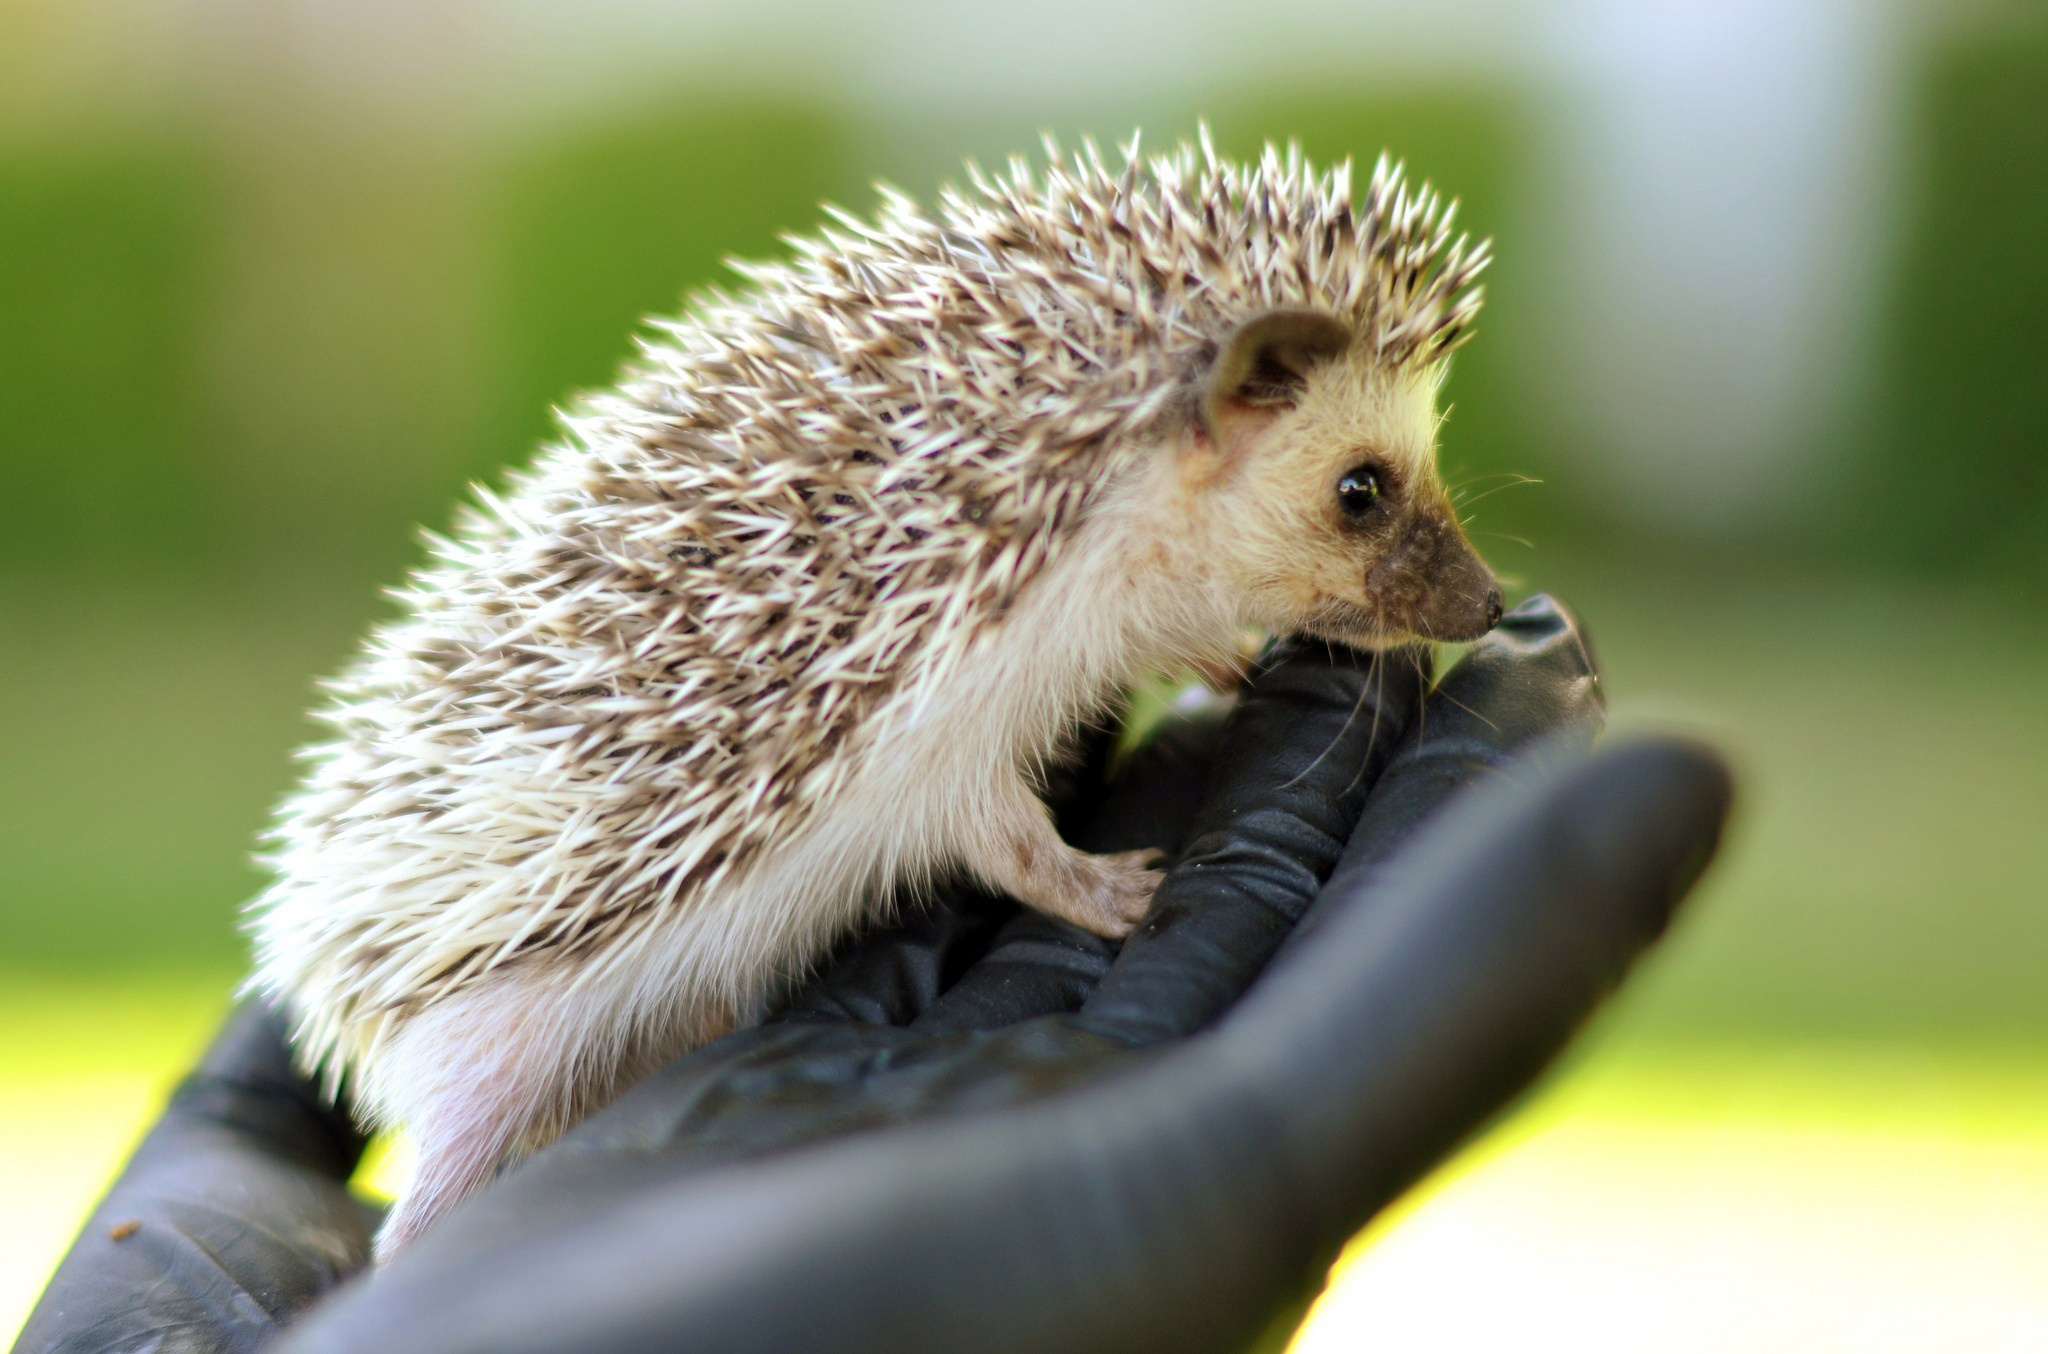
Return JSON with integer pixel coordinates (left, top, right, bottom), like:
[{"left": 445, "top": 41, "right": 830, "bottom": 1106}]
[
  {"left": 934, "top": 130, "right": 1499, "bottom": 648},
  {"left": 1174, "top": 305, "right": 1501, "bottom": 647}
]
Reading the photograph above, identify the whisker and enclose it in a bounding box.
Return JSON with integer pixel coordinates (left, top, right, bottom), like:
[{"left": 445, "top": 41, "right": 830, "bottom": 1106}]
[
  {"left": 1339, "top": 646, "right": 1406, "bottom": 801},
  {"left": 1427, "top": 686, "right": 1502, "bottom": 735},
  {"left": 1452, "top": 475, "right": 1542, "bottom": 510},
  {"left": 1281, "top": 645, "right": 1380, "bottom": 793},
  {"left": 1445, "top": 470, "right": 1536, "bottom": 495},
  {"left": 1338, "top": 651, "right": 1385, "bottom": 800}
]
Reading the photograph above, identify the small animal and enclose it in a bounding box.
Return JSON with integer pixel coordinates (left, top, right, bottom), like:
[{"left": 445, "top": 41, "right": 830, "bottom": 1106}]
[{"left": 247, "top": 133, "right": 1501, "bottom": 1258}]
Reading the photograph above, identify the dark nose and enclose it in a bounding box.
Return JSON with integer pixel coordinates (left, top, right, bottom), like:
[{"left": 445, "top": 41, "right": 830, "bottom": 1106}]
[{"left": 1483, "top": 585, "right": 1504, "bottom": 631}]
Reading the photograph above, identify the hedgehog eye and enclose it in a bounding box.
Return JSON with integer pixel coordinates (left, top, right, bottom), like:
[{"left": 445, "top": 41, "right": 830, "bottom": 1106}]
[{"left": 1335, "top": 464, "right": 1385, "bottom": 519}]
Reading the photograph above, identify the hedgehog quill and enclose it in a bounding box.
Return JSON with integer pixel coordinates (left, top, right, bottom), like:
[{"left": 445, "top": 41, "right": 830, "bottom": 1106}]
[{"left": 247, "top": 133, "right": 1501, "bottom": 1257}]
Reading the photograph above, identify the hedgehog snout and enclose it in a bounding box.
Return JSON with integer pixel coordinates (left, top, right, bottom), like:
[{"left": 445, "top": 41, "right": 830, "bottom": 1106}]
[{"left": 1367, "top": 512, "right": 1501, "bottom": 642}]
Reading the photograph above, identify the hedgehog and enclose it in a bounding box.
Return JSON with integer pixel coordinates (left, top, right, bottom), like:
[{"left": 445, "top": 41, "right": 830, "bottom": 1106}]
[{"left": 246, "top": 131, "right": 1501, "bottom": 1259}]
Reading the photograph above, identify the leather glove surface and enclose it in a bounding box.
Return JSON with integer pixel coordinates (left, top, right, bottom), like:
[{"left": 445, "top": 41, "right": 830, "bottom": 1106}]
[{"left": 16, "top": 596, "right": 1730, "bottom": 1354}]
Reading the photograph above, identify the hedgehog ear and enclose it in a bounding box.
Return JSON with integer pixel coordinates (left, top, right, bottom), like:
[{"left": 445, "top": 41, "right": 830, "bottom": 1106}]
[{"left": 1201, "top": 309, "right": 1353, "bottom": 434}]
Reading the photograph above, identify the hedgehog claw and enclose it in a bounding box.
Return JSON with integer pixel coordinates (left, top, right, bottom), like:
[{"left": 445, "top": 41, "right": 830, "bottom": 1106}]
[{"left": 1051, "top": 846, "right": 1166, "bottom": 939}]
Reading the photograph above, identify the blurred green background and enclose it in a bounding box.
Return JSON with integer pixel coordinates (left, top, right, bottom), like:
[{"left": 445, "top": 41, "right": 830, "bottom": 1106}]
[{"left": 3, "top": 0, "right": 2044, "bottom": 1347}]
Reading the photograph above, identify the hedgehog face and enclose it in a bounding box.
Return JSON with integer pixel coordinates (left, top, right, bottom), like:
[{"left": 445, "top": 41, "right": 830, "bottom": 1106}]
[{"left": 1189, "top": 310, "right": 1501, "bottom": 648}]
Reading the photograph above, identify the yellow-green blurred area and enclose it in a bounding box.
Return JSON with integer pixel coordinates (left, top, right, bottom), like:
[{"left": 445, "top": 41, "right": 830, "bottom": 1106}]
[{"left": 4, "top": 0, "right": 2046, "bottom": 1346}]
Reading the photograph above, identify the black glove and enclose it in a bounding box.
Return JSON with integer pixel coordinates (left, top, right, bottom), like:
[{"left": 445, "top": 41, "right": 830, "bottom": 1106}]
[{"left": 16, "top": 596, "right": 1731, "bottom": 1354}]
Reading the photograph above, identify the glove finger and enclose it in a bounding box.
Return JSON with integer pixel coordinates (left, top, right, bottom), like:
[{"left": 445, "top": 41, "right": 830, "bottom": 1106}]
[
  {"left": 768, "top": 889, "right": 1014, "bottom": 1027},
  {"left": 910, "top": 695, "right": 1235, "bottom": 1034},
  {"left": 1221, "top": 737, "right": 1732, "bottom": 1260},
  {"left": 1283, "top": 591, "right": 1606, "bottom": 956},
  {"left": 905, "top": 908, "right": 1112, "bottom": 1034},
  {"left": 182, "top": 999, "right": 369, "bottom": 1180},
  {"left": 16, "top": 1002, "right": 375, "bottom": 1353},
  {"left": 1064, "top": 687, "right": 1238, "bottom": 855},
  {"left": 1073, "top": 641, "right": 1431, "bottom": 1046}
]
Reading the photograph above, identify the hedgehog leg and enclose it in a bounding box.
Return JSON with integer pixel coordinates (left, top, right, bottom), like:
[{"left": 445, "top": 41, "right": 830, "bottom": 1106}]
[
  {"left": 369, "top": 971, "right": 605, "bottom": 1261},
  {"left": 376, "top": 1090, "right": 525, "bottom": 1262},
  {"left": 369, "top": 962, "right": 741, "bottom": 1261},
  {"left": 965, "top": 774, "right": 1165, "bottom": 939}
]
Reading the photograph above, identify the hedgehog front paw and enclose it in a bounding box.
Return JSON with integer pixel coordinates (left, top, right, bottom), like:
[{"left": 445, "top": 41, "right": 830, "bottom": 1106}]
[
  {"left": 1050, "top": 846, "right": 1166, "bottom": 939},
  {"left": 973, "top": 782, "right": 1169, "bottom": 940}
]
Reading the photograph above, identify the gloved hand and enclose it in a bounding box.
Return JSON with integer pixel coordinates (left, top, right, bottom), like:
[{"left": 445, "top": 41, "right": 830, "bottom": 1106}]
[{"left": 16, "top": 596, "right": 1731, "bottom": 1354}]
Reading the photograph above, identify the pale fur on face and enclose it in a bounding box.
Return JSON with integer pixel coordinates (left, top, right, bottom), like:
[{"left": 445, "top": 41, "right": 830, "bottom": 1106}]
[{"left": 1173, "top": 350, "right": 1469, "bottom": 648}]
